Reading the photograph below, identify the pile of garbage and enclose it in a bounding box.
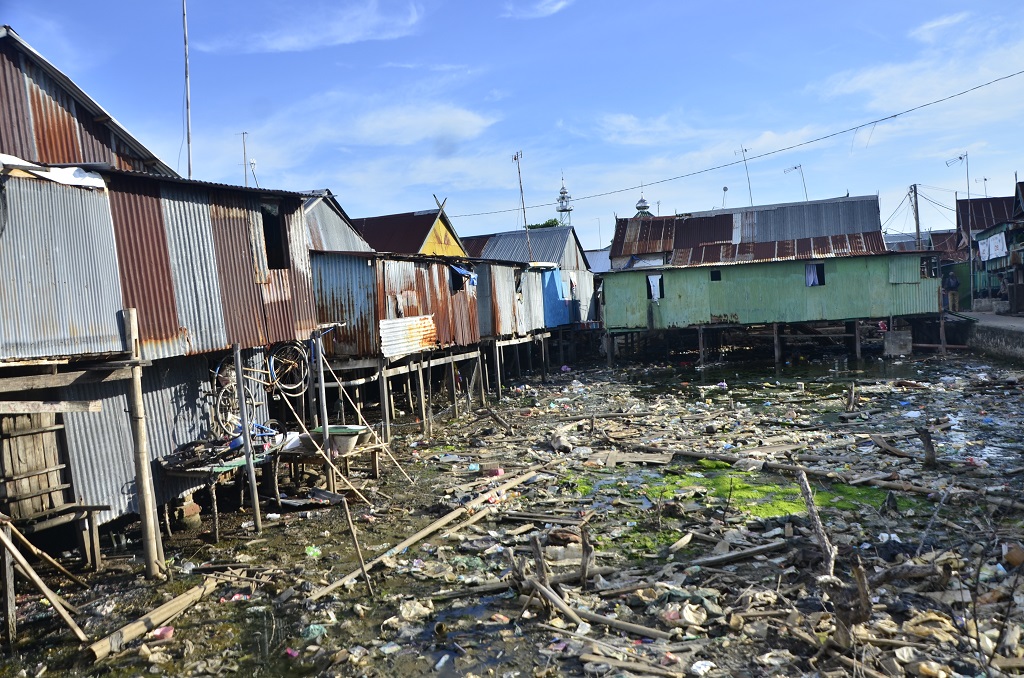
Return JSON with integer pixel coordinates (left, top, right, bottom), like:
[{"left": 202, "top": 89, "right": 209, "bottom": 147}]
[{"left": 9, "top": 355, "right": 1024, "bottom": 677}]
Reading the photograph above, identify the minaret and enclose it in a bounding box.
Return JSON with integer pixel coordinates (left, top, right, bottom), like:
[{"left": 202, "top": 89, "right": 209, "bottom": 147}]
[{"left": 556, "top": 177, "right": 573, "bottom": 226}]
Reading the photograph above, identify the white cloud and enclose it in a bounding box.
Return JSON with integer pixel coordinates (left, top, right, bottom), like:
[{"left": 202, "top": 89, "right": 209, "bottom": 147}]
[
  {"left": 909, "top": 12, "right": 970, "bottom": 43},
  {"left": 351, "top": 104, "right": 498, "bottom": 146},
  {"left": 197, "top": 1, "right": 423, "bottom": 53},
  {"left": 501, "top": 0, "right": 574, "bottom": 20}
]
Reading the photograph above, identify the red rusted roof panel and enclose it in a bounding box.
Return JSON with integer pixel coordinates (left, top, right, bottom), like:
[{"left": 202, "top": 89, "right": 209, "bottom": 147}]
[{"left": 209, "top": 190, "right": 268, "bottom": 347}]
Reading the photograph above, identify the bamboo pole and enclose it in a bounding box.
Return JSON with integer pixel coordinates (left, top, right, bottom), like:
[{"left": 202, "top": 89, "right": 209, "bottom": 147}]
[
  {"left": 342, "top": 498, "right": 373, "bottom": 598},
  {"left": 124, "top": 309, "right": 161, "bottom": 578},
  {"left": 526, "top": 577, "right": 582, "bottom": 625},
  {"left": 575, "top": 608, "right": 673, "bottom": 640},
  {"left": 310, "top": 465, "right": 547, "bottom": 601},
  {"left": 89, "top": 576, "right": 220, "bottom": 661},
  {"left": 0, "top": 517, "right": 88, "bottom": 588},
  {"left": 0, "top": 526, "right": 86, "bottom": 642}
]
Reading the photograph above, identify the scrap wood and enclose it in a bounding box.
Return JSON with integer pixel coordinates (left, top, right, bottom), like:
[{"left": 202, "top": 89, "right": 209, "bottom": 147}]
[
  {"left": 838, "top": 408, "right": 883, "bottom": 421},
  {"left": 575, "top": 608, "right": 673, "bottom": 640},
  {"left": 503, "top": 511, "right": 582, "bottom": 526},
  {"left": 526, "top": 577, "right": 583, "bottom": 625},
  {"left": 439, "top": 505, "right": 495, "bottom": 539},
  {"left": 2, "top": 518, "right": 89, "bottom": 589},
  {"left": 0, "top": 524, "right": 87, "bottom": 642},
  {"left": 88, "top": 575, "right": 220, "bottom": 661},
  {"left": 484, "top": 407, "right": 514, "bottom": 433},
  {"left": 867, "top": 562, "right": 943, "bottom": 588},
  {"left": 310, "top": 464, "right": 549, "bottom": 601},
  {"left": 869, "top": 434, "right": 916, "bottom": 459},
  {"left": 689, "top": 539, "right": 789, "bottom": 567},
  {"left": 431, "top": 566, "right": 618, "bottom": 601},
  {"left": 797, "top": 470, "right": 836, "bottom": 577},
  {"left": 579, "top": 653, "right": 685, "bottom": 677}
]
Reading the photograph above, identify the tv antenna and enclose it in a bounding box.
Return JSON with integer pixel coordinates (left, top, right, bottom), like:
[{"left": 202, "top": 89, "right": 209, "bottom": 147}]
[
  {"left": 946, "top": 152, "right": 972, "bottom": 301},
  {"left": 721, "top": 186, "right": 728, "bottom": 208},
  {"left": 784, "top": 164, "right": 808, "bottom": 201},
  {"left": 975, "top": 176, "right": 990, "bottom": 197},
  {"left": 735, "top": 146, "right": 753, "bottom": 206},
  {"left": 512, "top": 151, "right": 534, "bottom": 261},
  {"left": 249, "top": 159, "right": 260, "bottom": 188}
]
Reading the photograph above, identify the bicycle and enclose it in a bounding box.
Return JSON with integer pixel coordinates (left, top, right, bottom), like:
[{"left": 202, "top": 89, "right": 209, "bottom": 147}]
[{"left": 210, "top": 341, "right": 310, "bottom": 436}]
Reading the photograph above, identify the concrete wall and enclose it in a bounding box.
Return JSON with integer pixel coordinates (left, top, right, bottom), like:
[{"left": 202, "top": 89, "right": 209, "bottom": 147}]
[{"left": 967, "top": 324, "right": 1024, "bottom": 362}]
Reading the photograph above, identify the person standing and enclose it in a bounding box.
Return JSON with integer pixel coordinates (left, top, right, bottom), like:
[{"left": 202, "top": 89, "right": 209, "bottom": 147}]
[{"left": 943, "top": 270, "right": 960, "bottom": 311}]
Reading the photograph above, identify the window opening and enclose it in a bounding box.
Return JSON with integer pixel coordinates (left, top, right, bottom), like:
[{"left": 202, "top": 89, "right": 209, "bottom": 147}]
[
  {"left": 920, "top": 256, "right": 938, "bottom": 278},
  {"left": 646, "top": 274, "right": 664, "bottom": 301},
  {"left": 710, "top": 269, "right": 721, "bottom": 282},
  {"left": 260, "top": 201, "right": 289, "bottom": 270},
  {"left": 805, "top": 263, "right": 825, "bottom": 287}
]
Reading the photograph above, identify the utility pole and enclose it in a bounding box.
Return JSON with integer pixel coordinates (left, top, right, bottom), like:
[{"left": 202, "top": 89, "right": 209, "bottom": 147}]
[
  {"left": 182, "top": 0, "right": 192, "bottom": 179},
  {"left": 912, "top": 184, "right": 921, "bottom": 250},
  {"left": 513, "top": 151, "right": 534, "bottom": 261}
]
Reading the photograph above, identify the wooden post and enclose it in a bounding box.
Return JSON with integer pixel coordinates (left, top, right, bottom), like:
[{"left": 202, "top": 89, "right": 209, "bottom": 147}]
[
  {"left": 476, "top": 354, "right": 487, "bottom": 407},
  {"left": 415, "top": 359, "right": 429, "bottom": 435},
  {"left": 124, "top": 309, "right": 160, "bottom": 579},
  {"left": 378, "top": 359, "right": 391, "bottom": 443},
  {"left": 513, "top": 341, "right": 522, "bottom": 378},
  {"left": 233, "top": 344, "right": 262, "bottom": 534},
  {"left": 854, "top": 320, "right": 862, "bottom": 360},
  {"left": 938, "top": 287, "right": 947, "bottom": 356},
  {"left": 1, "top": 523, "right": 14, "bottom": 648},
  {"left": 773, "top": 322, "right": 781, "bottom": 365},
  {"left": 558, "top": 329, "right": 565, "bottom": 365},
  {"left": 315, "top": 335, "right": 336, "bottom": 493},
  {"left": 526, "top": 340, "right": 533, "bottom": 374},
  {"left": 493, "top": 342, "right": 503, "bottom": 401},
  {"left": 448, "top": 357, "right": 459, "bottom": 418},
  {"left": 541, "top": 335, "right": 549, "bottom": 382},
  {"left": 605, "top": 333, "right": 614, "bottom": 368},
  {"left": 698, "top": 326, "right": 706, "bottom": 367}
]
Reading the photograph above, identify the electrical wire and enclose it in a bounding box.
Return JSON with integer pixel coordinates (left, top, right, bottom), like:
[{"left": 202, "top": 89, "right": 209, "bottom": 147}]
[
  {"left": 917, "top": 191, "right": 955, "bottom": 211},
  {"left": 923, "top": 198, "right": 955, "bottom": 226},
  {"left": 881, "top": 191, "right": 910, "bottom": 229},
  {"left": 450, "top": 67, "right": 1024, "bottom": 219}
]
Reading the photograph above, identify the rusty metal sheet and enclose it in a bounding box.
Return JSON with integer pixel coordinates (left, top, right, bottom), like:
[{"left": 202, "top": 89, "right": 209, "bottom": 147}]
[
  {"left": 107, "top": 174, "right": 183, "bottom": 358},
  {"left": 209, "top": 190, "right": 268, "bottom": 347},
  {"left": 310, "top": 252, "right": 379, "bottom": 358},
  {"left": 451, "top": 285, "right": 480, "bottom": 346},
  {"left": 380, "top": 315, "right": 438, "bottom": 359},
  {"left": 23, "top": 56, "right": 82, "bottom": 165},
  {"left": 285, "top": 203, "right": 317, "bottom": 339},
  {"left": 0, "top": 42, "right": 34, "bottom": 160},
  {"left": 262, "top": 269, "right": 296, "bottom": 345},
  {"left": 159, "top": 182, "right": 229, "bottom": 356}
]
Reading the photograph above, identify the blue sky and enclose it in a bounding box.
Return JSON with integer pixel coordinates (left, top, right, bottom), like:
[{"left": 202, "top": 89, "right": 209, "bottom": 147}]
[{"left": 7, "top": 1, "right": 1024, "bottom": 248}]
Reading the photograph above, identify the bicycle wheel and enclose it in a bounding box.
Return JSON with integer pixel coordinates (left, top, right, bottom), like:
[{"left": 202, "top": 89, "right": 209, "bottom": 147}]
[
  {"left": 269, "top": 341, "right": 309, "bottom": 396},
  {"left": 213, "top": 383, "right": 257, "bottom": 437}
]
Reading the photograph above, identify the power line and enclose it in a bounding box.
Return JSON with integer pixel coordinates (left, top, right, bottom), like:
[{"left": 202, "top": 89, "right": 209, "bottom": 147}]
[
  {"left": 881, "top": 191, "right": 910, "bottom": 229},
  {"left": 924, "top": 199, "right": 955, "bottom": 226},
  {"left": 450, "top": 67, "right": 1024, "bottom": 219},
  {"left": 917, "top": 191, "right": 955, "bottom": 211}
]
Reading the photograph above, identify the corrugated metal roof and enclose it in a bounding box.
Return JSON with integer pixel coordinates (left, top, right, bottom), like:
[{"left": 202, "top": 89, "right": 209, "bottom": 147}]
[
  {"left": 670, "top": 231, "right": 887, "bottom": 267},
  {"left": 0, "top": 27, "right": 175, "bottom": 176},
  {"left": 0, "top": 175, "right": 125, "bottom": 360},
  {"left": 304, "top": 191, "right": 373, "bottom": 253},
  {"left": 956, "top": 196, "right": 1014, "bottom": 233},
  {"left": 352, "top": 209, "right": 462, "bottom": 255},
  {"left": 463, "top": 226, "right": 591, "bottom": 270},
  {"left": 584, "top": 248, "right": 611, "bottom": 274}
]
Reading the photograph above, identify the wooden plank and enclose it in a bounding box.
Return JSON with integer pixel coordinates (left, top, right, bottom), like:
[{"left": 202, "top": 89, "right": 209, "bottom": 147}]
[
  {"left": 0, "top": 401, "right": 101, "bottom": 414},
  {"left": 3, "top": 484, "right": 71, "bottom": 502},
  {"left": 0, "top": 368, "right": 132, "bottom": 394},
  {"left": 0, "top": 424, "right": 64, "bottom": 439}
]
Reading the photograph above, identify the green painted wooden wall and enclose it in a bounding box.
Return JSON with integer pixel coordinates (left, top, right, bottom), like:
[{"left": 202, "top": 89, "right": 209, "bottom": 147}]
[{"left": 603, "top": 254, "right": 941, "bottom": 329}]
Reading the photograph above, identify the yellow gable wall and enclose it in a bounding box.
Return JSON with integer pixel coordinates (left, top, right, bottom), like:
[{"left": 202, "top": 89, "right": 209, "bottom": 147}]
[{"left": 421, "top": 217, "right": 467, "bottom": 257}]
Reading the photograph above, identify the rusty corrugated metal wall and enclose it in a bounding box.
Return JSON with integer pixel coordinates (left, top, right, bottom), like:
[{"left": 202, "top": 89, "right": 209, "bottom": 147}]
[
  {"left": 310, "top": 252, "right": 379, "bottom": 358},
  {"left": 0, "top": 175, "right": 124, "bottom": 359},
  {"left": 159, "top": 183, "right": 229, "bottom": 356},
  {"left": 285, "top": 203, "right": 317, "bottom": 340},
  {"left": 209, "top": 190, "right": 269, "bottom": 347},
  {"left": 0, "top": 42, "right": 34, "bottom": 160},
  {"left": 108, "top": 174, "right": 184, "bottom": 358}
]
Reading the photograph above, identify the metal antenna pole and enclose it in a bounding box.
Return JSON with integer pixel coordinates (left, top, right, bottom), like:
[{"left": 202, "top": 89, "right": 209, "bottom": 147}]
[
  {"left": 241, "top": 132, "right": 248, "bottom": 187},
  {"left": 737, "top": 146, "right": 753, "bottom": 206},
  {"left": 182, "top": 0, "right": 192, "bottom": 179},
  {"left": 513, "top": 151, "right": 534, "bottom": 261},
  {"left": 798, "top": 165, "right": 808, "bottom": 201},
  {"left": 966, "top": 153, "right": 973, "bottom": 305}
]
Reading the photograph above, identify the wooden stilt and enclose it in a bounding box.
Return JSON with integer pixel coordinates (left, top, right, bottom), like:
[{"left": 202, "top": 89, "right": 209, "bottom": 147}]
[
  {"left": 416, "top": 359, "right": 428, "bottom": 435},
  {"left": 1, "top": 523, "right": 15, "bottom": 648},
  {"left": 938, "top": 288, "right": 947, "bottom": 356},
  {"left": 493, "top": 342, "right": 503, "bottom": 400},
  {"left": 476, "top": 354, "right": 487, "bottom": 406},
  {"left": 315, "top": 336, "right": 336, "bottom": 493},
  {"left": 854, "top": 320, "right": 862, "bottom": 360},
  {"left": 526, "top": 340, "right": 534, "bottom": 374},
  {"left": 541, "top": 336, "right": 549, "bottom": 382},
  {"left": 773, "top": 322, "right": 781, "bottom": 364},
  {"left": 378, "top": 359, "right": 392, "bottom": 443},
  {"left": 698, "top": 326, "right": 706, "bottom": 367},
  {"left": 513, "top": 341, "right": 522, "bottom": 378},
  {"left": 124, "top": 309, "right": 159, "bottom": 578},
  {"left": 235, "top": 345, "right": 262, "bottom": 534},
  {"left": 558, "top": 329, "right": 565, "bottom": 365},
  {"left": 448, "top": 357, "right": 459, "bottom": 418},
  {"left": 209, "top": 483, "right": 219, "bottom": 544}
]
